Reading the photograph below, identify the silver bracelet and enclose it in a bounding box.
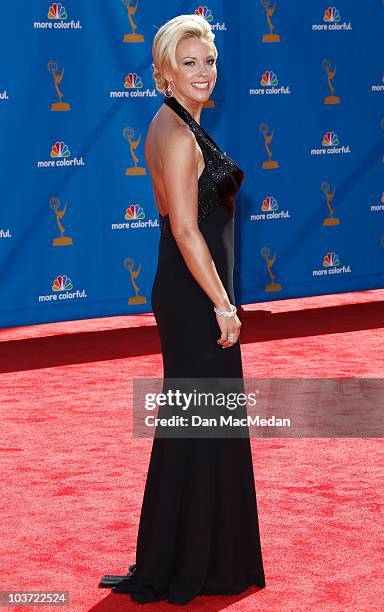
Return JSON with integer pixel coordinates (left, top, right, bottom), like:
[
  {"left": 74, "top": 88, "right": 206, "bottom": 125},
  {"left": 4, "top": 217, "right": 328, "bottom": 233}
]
[{"left": 213, "top": 304, "right": 237, "bottom": 317}]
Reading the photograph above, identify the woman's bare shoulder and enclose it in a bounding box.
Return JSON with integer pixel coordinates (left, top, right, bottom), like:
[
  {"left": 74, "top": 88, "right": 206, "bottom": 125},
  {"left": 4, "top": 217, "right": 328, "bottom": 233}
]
[
  {"left": 151, "top": 107, "right": 192, "bottom": 145},
  {"left": 147, "top": 110, "right": 195, "bottom": 171}
]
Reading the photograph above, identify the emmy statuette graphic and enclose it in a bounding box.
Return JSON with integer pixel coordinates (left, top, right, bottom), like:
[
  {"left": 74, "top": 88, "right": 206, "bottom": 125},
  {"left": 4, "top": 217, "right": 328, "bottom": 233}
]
[
  {"left": 124, "top": 257, "right": 147, "bottom": 304},
  {"left": 321, "top": 182, "right": 340, "bottom": 226},
  {"left": 260, "top": 0, "right": 280, "bottom": 42},
  {"left": 122, "top": 0, "right": 144, "bottom": 42},
  {"left": 322, "top": 59, "right": 340, "bottom": 104},
  {"left": 48, "top": 61, "right": 71, "bottom": 111},
  {"left": 261, "top": 246, "right": 282, "bottom": 292},
  {"left": 123, "top": 127, "right": 147, "bottom": 175},
  {"left": 49, "top": 197, "right": 73, "bottom": 246},
  {"left": 260, "top": 123, "right": 279, "bottom": 169}
]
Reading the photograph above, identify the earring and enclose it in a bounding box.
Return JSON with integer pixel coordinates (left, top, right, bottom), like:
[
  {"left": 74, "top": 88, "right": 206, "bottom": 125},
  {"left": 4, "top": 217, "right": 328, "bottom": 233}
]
[{"left": 164, "top": 82, "right": 173, "bottom": 98}]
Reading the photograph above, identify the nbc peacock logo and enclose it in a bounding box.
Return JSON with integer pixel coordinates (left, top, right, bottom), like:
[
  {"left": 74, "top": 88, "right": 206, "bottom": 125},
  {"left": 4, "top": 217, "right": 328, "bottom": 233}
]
[
  {"left": 124, "top": 73, "right": 143, "bottom": 89},
  {"left": 110, "top": 72, "right": 156, "bottom": 98},
  {"left": 312, "top": 6, "right": 352, "bottom": 31},
  {"left": 38, "top": 274, "right": 87, "bottom": 303},
  {"left": 52, "top": 274, "right": 73, "bottom": 291},
  {"left": 50, "top": 141, "right": 70, "bottom": 158},
  {"left": 194, "top": 5, "right": 226, "bottom": 31},
  {"left": 250, "top": 70, "right": 291, "bottom": 96},
  {"left": 112, "top": 204, "right": 159, "bottom": 231},
  {"left": 310, "top": 131, "right": 350, "bottom": 156},
  {"left": 322, "top": 131, "right": 339, "bottom": 146},
  {"left": 262, "top": 196, "right": 278, "bottom": 211},
  {"left": 34, "top": 2, "right": 82, "bottom": 29},
  {"left": 37, "top": 141, "right": 86, "bottom": 168},
  {"left": 250, "top": 196, "right": 290, "bottom": 222},
  {"left": 323, "top": 7, "right": 340, "bottom": 23},
  {"left": 125, "top": 204, "right": 145, "bottom": 220},
  {"left": 195, "top": 5, "right": 213, "bottom": 22},
  {"left": 48, "top": 3, "right": 67, "bottom": 19},
  {"left": 261, "top": 71, "right": 278, "bottom": 86},
  {"left": 323, "top": 251, "right": 340, "bottom": 267},
  {"left": 312, "top": 251, "right": 351, "bottom": 277}
]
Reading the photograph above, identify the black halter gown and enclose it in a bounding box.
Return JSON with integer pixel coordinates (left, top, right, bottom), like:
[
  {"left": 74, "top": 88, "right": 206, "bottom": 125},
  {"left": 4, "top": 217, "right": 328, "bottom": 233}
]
[{"left": 106, "top": 95, "right": 266, "bottom": 604}]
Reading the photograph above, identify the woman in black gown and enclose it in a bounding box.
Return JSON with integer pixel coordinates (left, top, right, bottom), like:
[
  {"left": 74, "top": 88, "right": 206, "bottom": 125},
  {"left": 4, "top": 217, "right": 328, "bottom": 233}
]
[{"left": 99, "top": 14, "right": 266, "bottom": 605}]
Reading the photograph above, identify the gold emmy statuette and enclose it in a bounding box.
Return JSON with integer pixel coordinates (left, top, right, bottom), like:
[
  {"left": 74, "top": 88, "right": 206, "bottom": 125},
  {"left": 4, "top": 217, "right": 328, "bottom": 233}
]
[
  {"left": 123, "top": 127, "right": 147, "bottom": 175},
  {"left": 261, "top": 246, "right": 282, "bottom": 292},
  {"left": 321, "top": 181, "right": 340, "bottom": 226},
  {"left": 260, "top": 123, "right": 279, "bottom": 169},
  {"left": 322, "top": 59, "right": 340, "bottom": 105},
  {"left": 261, "top": 0, "right": 280, "bottom": 43},
  {"left": 124, "top": 257, "right": 147, "bottom": 304},
  {"left": 48, "top": 61, "right": 71, "bottom": 111},
  {"left": 49, "top": 197, "right": 73, "bottom": 246},
  {"left": 122, "top": 0, "right": 144, "bottom": 42}
]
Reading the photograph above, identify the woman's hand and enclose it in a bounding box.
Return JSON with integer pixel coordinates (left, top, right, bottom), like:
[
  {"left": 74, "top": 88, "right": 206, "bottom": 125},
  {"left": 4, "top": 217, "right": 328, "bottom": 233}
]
[{"left": 216, "top": 312, "right": 242, "bottom": 349}]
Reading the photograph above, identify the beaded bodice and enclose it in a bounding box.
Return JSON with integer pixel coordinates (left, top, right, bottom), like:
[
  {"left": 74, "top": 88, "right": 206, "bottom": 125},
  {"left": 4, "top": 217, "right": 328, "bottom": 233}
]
[{"left": 159, "top": 96, "right": 244, "bottom": 235}]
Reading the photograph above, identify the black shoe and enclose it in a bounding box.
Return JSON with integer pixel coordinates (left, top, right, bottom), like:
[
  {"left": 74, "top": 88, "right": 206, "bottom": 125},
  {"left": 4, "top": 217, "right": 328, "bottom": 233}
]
[{"left": 98, "top": 564, "right": 136, "bottom": 588}]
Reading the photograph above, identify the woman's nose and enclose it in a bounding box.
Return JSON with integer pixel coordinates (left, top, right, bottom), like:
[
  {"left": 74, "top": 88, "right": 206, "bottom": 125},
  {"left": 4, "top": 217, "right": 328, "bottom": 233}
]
[{"left": 197, "top": 64, "right": 209, "bottom": 76}]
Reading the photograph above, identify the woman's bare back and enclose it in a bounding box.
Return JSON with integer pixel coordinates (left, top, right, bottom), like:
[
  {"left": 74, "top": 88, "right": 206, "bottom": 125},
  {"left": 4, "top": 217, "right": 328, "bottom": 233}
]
[{"left": 144, "top": 105, "right": 205, "bottom": 217}]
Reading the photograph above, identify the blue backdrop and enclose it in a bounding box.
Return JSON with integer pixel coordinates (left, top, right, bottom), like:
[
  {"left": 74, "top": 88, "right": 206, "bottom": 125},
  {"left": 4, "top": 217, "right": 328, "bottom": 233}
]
[{"left": 1, "top": 1, "right": 383, "bottom": 329}]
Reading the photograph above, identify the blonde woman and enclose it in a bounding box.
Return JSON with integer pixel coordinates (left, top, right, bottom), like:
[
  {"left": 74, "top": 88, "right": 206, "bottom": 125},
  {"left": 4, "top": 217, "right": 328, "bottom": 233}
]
[{"left": 100, "top": 14, "right": 266, "bottom": 605}]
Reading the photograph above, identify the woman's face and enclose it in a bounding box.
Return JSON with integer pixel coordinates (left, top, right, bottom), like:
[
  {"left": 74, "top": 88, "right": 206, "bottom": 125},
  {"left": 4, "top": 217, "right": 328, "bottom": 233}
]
[{"left": 165, "top": 36, "right": 217, "bottom": 103}]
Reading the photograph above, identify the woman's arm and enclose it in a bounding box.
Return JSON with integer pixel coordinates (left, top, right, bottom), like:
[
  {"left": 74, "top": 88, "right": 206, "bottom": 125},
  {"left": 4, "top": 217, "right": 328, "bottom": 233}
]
[{"left": 161, "top": 126, "right": 231, "bottom": 311}]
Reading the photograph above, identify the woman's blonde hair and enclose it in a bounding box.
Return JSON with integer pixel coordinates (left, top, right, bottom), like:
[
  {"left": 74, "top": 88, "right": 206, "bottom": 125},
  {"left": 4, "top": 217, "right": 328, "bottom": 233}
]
[{"left": 152, "top": 14, "right": 218, "bottom": 94}]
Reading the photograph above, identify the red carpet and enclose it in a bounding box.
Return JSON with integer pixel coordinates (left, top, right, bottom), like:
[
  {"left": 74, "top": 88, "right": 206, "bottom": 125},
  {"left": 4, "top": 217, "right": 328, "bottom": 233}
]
[{"left": 0, "top": 289, "right": 383, "bottom": 611}]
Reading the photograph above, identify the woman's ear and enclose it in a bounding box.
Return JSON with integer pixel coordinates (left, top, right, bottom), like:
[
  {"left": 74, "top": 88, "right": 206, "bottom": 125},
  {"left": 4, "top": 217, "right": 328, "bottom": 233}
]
[{"left": 163, "top": 62, "right": 172, "bottom": 84}]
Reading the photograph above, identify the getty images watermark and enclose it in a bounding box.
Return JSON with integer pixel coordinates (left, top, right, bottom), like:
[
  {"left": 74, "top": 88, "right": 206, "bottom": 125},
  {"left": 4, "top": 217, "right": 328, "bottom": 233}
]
[{"left": 132, "top": 378, "right": 384, "bottom": 438}]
